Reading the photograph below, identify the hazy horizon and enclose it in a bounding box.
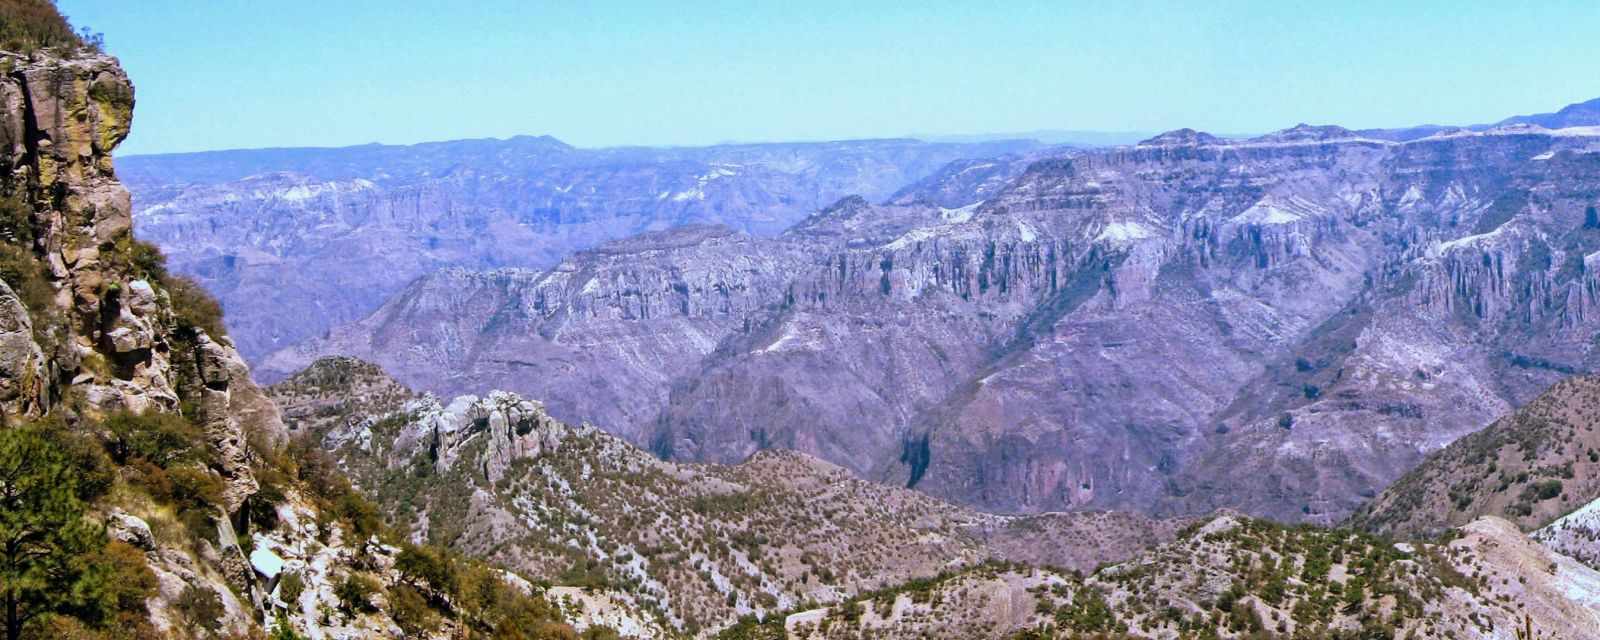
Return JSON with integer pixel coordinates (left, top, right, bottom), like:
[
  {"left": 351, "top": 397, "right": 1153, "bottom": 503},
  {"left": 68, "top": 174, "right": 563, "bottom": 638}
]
[{"left": 60, "top": 0, "right": 1600, "bottom": 156}]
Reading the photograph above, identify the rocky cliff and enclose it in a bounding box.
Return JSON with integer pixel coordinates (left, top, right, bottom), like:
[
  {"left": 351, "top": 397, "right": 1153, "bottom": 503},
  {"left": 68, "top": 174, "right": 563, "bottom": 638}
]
[
  {"left": 125, "top": 136, "right": 1043, "bottom": 363},
  {"left": 0, "top": 44, "right": 290, "bottom": 637},
  {"left": 0, "top": 46, "right": 285, "bottom": 504},
  {"left": 273, "top": 120, "right": 1600, "bottom": 525},
  {"left": 0, "top": 31, "right": 585, "bottom": 639}
]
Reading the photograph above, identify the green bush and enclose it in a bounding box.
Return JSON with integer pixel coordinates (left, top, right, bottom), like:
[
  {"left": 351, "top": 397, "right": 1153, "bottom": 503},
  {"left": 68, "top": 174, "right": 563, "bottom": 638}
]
[
  {"left": 269, "top": 612, "right": 307, "bottom": 640},
  {"left": 396, "top": 544, "right": 457, "bottom": 601},
  {"left": 175, "top": 584, "right": 224, "bottom": 633},
  {"left": 278, "top": 571, "right": 306, "bottom": 605},
  {"left": 0, "top": 193, "right": 33, "bottom": 246},
  {"left": 335, "top": 573, "right": 382, "bottom": 614},
  {"left": 244, "top": 480, "right": 283, "bottom": 531},
  {"left": 0, "top": 242, "right": 59, "bottom": 349},
  {"left": 388, "top": 584, "right": 440, "bottom": 636},
  {"left": 334, "top": 492, "right": 382, "bottom": 540},
  {"left": 107, "top": 234, "right": 168, "bottom": 283},
  {"left": 102, "top": 411, "right": 206, "bottom": 467},
  {"left": 163, "top": 275, "right": 226, "bottom": 339}
]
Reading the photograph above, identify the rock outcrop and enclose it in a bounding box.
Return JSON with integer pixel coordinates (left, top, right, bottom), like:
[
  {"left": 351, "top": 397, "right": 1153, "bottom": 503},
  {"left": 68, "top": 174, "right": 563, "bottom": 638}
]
[{"left": 0, "top": 49, "right": 283, "bottom": 505}]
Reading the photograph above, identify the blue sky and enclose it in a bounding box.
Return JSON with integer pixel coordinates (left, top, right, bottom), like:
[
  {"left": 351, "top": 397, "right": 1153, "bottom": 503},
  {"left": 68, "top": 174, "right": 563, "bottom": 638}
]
[{"left": 57, "top": 1, "right": 1600, "bottom": 156}]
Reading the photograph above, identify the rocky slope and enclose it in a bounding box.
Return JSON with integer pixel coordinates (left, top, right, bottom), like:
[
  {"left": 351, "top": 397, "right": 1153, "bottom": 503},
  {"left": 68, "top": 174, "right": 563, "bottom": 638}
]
[
  {"left": 268, "top": 356, "right": 1191, "bottom": 635},
  {"left": 271, "top": 359, "right": 1600, "bottom": 639},
  {"left": 273, "top": 113, "right": 1600, "bottom": 525},
  {"left": 1348, "top": 375, "right": 1600, "bottom": 539},
  {"left": 124, "top": 135, "right": 1043, "bottom": 362},
  {"left": 756, "top": 512, "right": 1600, "bottom": 639},
  {"left": 1534, "top": 495, "right": 1600, "bottom": 571}
]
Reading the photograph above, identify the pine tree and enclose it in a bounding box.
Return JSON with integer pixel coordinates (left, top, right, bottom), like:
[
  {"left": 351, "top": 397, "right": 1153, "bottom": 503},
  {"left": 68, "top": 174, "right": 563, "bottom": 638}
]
[{"left": 0, "top": 426, "right": 105, "bottom": 640}]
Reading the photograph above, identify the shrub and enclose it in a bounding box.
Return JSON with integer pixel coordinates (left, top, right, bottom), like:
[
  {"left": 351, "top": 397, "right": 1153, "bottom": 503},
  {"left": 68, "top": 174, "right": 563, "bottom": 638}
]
[
  {"left": 1534, "top": 479, "right": 1563, "bottom": 501},
  {"left": 278, "top": 571, "right": 306, "bottom": 606},
  {"left": 160, "top": 464, "right": 225, "bottom": 542},
  {"left": 0, "top": 193, "right": 32, "bottom": 246},
  {"left": 0, "top": 0, "right": 85, "bottom": 53},
  {"left": 396, "top": 544, "right": 457, "bottom": 601},
  {"left": 163, "top": 275, "right": 226, "bottom": 339},
  {"left": 582, "top": 626, "right": 623, "bottom": 640},
  {"left": 107, "top": 234, "right": 168, "bottom": 283},
  {"left": 335, "top": 573, "right": 381, "bottom": 614},
  {"left": 334, "top": 492, "right": 382, "bottom": 540},
  {"left": 102, "top": 411, "right": 206, "bottom": 467},
  {"left": 32, "top": 415, "right": 115, "bottom": 501},
  {"left": 388, "top": 584, "right": 440, "bottom": 636},
  {"left": 165, "top": 465, "right": 225, "bottom": 512},
  {"left": 244, "top": 480, "right": 283, "bottom": 531},
  {"left": 453, "top": 561, "right": 573, "bottom": 637},
  {"left": 175, "top": 584, "right": 225, "bottom": 633},
  {"left": 80, "top": 540, "right": 160, "bottom": 623},
  {"left": 0, "top": 242, "right": 58, "bottom": 347},
  {"left": 269, "top": 612, "right": 307, "bottom": 640}
]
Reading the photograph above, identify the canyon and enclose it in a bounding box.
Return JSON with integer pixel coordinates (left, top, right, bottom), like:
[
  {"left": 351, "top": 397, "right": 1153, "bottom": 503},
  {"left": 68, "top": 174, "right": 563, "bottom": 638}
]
[{"left": 230, "top": 115, "right": 1600, "bottom": 524}]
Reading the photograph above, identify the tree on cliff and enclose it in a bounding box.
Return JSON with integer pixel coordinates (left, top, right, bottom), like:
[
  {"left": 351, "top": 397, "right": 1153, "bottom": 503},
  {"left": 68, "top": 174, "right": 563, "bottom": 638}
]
[{"left": 0, "top": 426, "right": 128, "bottom": 640}]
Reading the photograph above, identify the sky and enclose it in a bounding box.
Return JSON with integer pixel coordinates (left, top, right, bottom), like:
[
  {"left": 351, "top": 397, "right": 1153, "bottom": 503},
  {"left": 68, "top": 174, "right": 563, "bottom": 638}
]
[{"left": 56, "top": 1, "right": 1600, "bottom": 156}]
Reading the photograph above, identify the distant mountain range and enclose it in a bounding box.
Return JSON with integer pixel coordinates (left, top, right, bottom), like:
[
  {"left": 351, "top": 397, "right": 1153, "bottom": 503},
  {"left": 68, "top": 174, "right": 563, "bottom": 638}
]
[
  {"left": 125, "top": 137, "right": 1045, "bottom": 361},
  {"left": 132, "top": 96, "right": 1600, "bottom": 525}
]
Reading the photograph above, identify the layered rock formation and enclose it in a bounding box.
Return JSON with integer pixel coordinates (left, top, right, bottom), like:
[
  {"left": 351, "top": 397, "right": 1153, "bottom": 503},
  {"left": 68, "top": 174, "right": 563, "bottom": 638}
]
[
  {"left": 0, "top": 46, "right": 285, "bottom": 636},
  {"left": 124, "top": 136, "right": 1044, "bottom": 362},
  {"left": 274, "top": 118, "right": 1600, "bottom": 525}
]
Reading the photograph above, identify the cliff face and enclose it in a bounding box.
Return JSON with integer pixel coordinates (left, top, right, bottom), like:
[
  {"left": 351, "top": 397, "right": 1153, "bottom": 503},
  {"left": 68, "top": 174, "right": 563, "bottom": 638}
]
[
  {"left": 0, "top": 49, "right": 281, "bottom": 506},
  {"left": 0, "top": 49, "right": 575, "bottom": 640},
  {"left": 275, "top": 124, "right": 1600, "bottom": 524},
  {"left": 125, "top": 136, "right": 1042, "bottom": 363}
]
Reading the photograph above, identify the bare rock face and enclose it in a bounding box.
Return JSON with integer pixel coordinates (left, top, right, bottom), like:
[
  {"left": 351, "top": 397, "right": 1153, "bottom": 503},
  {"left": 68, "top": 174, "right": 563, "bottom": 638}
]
[
  {"left": 0, "top": 51, "right": 282, "bottom": 508},
  {"left": 106, "top": 509, "right": 154, "bottom": 550},
  {"left": 0, "top": 280, "right": 45, "bottom": 417},
  {"left": 279, "top": 124, "right": 1600, "bottom": 524},
  {"left": 395, "top": 391, "right": 568, "bottom": 484}
]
